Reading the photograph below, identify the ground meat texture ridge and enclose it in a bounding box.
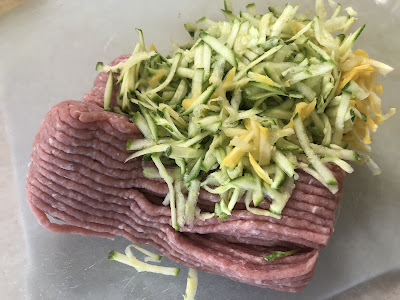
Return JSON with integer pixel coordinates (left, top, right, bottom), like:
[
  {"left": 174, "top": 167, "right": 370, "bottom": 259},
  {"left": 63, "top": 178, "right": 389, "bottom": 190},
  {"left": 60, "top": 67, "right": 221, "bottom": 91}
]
[{"left": 26, "top": 56, "right": 346, "bottom": 293}]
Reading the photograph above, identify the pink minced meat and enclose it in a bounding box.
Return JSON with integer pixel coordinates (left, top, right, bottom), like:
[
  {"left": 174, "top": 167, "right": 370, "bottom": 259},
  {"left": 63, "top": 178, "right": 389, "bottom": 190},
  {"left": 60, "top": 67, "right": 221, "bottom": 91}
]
[{"left": 26, "top": 56, "right": 346, "bottom": 292}]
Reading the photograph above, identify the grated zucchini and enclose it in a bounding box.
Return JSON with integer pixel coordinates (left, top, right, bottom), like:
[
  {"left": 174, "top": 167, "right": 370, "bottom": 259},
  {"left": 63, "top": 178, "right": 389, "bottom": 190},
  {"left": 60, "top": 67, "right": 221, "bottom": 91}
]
[{"left": 95, "top": 0, "right": 394, "bottom": 231}]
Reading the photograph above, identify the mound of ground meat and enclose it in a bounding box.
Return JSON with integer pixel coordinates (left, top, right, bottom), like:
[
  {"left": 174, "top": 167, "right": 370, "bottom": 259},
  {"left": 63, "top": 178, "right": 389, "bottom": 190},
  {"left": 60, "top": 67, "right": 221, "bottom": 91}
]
[{"left": 26, "top": 56, "right": 345, "bottom": 292}]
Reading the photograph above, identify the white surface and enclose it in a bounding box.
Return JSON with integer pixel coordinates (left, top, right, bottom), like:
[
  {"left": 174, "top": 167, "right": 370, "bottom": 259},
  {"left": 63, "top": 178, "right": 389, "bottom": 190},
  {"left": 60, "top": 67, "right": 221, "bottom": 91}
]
[
  {"left": 0, "top": 0, "right": 400, "bottom": 299},
  {"left": 0, "top": 111, "right": 25, "bottom": 299}
]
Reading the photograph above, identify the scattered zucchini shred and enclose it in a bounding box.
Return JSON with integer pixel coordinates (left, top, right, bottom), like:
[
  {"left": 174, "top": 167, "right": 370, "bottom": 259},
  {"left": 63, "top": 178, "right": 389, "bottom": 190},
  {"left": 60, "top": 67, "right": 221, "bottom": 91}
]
[{"left": 108, "top": 244, "right": 180, "bottom": 276}]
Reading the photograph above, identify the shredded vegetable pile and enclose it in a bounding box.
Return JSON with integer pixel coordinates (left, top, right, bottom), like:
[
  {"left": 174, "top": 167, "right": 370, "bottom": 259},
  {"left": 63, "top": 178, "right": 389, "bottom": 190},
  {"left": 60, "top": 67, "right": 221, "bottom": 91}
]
[{"left": 97, "top": 0, "right": 395, "bottom": 231}]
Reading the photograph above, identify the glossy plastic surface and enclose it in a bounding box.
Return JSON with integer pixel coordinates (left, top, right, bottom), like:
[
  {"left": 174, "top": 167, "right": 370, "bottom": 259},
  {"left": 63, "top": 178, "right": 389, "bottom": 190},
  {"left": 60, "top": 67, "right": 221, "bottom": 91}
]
[{"left": 1, "top": 0, "right": 399, "bottom": 299}]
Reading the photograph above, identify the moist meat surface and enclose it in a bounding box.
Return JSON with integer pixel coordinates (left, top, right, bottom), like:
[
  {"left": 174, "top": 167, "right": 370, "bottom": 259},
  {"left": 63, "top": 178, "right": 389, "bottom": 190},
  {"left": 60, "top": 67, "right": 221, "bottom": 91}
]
[{"left": 26, "top": 55, "right": 346, "bottom": 292}]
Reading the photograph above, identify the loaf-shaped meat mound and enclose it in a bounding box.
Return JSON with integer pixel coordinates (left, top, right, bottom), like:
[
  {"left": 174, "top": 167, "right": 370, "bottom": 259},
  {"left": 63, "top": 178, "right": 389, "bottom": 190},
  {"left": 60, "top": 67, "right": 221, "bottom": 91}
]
[{"left": 26, "top": 56, "right": 345, "bottom": 292}]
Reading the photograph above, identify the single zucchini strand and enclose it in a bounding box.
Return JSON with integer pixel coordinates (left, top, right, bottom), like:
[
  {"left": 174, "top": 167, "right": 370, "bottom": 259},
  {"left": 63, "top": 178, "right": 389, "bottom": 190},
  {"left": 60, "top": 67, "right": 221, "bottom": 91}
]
[
  {"left": 103, "top": 71, "right": 114, "bottom": 111},
  {"left": 184, "top": 268, "right": 199, "bottom": 300},
  {"left": 152, "top": 154, "right": 179, "bottom": 230}
]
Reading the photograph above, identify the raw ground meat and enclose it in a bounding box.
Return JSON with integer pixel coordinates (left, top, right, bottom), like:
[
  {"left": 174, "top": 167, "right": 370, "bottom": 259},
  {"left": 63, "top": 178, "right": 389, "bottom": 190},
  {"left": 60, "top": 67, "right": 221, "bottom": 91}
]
[{"left": 26, "top": 55, "right": 346, "bottom": 292}]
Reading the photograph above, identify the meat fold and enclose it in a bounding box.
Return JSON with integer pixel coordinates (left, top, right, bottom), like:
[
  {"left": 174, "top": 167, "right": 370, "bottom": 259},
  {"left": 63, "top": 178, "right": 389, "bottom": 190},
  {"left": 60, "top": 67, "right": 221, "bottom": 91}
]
[{"left": 26, "top": 56, "right": 346, "bottom": 292}]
